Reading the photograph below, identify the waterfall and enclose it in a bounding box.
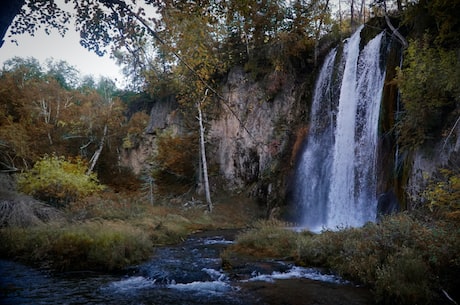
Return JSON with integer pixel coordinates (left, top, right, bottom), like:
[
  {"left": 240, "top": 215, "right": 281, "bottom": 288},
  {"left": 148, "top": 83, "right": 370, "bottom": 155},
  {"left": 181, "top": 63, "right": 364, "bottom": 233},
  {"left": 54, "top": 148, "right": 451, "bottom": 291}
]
[{"left": 293, "top": 26, "right": 386, "bottom": 231}]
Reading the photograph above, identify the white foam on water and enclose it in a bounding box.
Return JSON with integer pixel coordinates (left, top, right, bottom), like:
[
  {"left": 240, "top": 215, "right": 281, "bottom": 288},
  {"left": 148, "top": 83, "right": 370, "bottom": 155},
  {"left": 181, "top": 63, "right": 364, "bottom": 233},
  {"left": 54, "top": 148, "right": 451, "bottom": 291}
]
[
  {"left": 244, "top": 266, "right": 348, "bottom": 284},
  {"left": 202, "top": 267, "right": 228, "bottom": 281},
  {"left": 167, "top": 280, "right": 232, "bottom": 294},
  {"left": 106, "top": 276, "right": 156, "bottom": 292},
  {"left": 162, "top": 268, "right": 233, "bottom": 294},
  {"left": 203, "top": 237, "right": 235, "bottom": 245}
]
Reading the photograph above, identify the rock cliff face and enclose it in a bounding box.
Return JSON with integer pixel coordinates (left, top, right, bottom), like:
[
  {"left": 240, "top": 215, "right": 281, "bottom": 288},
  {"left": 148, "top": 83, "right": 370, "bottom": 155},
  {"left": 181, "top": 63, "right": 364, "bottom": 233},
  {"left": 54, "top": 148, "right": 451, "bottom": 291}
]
[
  {"left": 122, "top": 21, "right": 457, "bottom": 217},
  {"left": 121, "top": 45, "right": 458, "bottom": 216},
  {"left": 121, "top": 64, "right": 311, "bottom": 214},
  {"left": 405, "top": 123, "right": 460, "bottom": 208},
  {"left": 208, "top": 67, "right": 301, "bottom": 189},
  {"left": 206, "top": 67, "right": 309, "bottom": 214},
  {"left": 120, "top": 96, "right": 182, "bottom": 175}
]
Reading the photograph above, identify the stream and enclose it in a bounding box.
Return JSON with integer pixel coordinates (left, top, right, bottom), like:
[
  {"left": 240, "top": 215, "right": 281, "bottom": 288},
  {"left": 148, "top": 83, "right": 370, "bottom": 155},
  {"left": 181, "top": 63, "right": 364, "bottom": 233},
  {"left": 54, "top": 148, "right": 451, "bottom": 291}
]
[{"left": 0, "top": 230, "right": 372, "bottom": 305}]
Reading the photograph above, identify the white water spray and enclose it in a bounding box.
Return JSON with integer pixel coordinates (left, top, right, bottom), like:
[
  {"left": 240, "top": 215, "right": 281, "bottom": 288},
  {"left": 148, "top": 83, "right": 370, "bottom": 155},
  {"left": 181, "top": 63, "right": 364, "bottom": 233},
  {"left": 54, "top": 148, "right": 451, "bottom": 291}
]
[{"left": 293, "top": 27, "right": 386, "bottom": 231}]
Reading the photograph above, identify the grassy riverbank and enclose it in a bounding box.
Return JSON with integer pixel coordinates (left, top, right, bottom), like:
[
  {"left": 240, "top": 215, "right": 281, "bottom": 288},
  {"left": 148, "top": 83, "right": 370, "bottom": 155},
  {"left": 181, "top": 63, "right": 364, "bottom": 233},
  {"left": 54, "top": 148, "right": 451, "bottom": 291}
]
[
  {"left": 2, "top": 189, "right": 459, "bottom": 305},
  {"left": 222, "top": 214, "right": 460, "bottom": 305},
  {"left": 0, "top": 190, "right": 261, "bottom": 271}
]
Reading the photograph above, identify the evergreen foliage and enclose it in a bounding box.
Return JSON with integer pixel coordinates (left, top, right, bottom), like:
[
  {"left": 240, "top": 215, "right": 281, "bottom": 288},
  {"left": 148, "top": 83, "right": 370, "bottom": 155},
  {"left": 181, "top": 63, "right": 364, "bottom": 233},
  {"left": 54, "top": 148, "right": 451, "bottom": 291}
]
[
  {"left": 425, "top": 168, "right": 460, "bottom": 219},
  {"left": 396, "top": 35, "right": 460, "bottom": 148}
]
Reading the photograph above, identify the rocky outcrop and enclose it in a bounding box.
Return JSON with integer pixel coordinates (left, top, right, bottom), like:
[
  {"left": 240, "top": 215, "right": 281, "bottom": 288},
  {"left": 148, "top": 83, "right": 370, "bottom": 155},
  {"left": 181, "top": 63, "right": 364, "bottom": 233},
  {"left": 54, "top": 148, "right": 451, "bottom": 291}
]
[
  {"left": 120, "top": 97, "right": 182, "bottom": 175},
  {"left": 121, "top": 64, "right": 310, "bottom": 211},
  {"left": 121, "top": 65, "right": 311, "bottom": 212},
  {"left": 207, "top": 66, "right": 309, "bottom": 213},
  {"left": 405, "top": 121, "right": 460, "bottom": 209}
]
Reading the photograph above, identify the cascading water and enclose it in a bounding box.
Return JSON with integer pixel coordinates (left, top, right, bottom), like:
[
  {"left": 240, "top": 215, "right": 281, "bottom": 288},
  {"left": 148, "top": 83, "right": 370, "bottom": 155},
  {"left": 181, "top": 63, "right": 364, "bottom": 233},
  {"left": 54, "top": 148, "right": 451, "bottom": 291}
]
[{"left": 293, "top": 26, "right": 387, "bottom": 231}]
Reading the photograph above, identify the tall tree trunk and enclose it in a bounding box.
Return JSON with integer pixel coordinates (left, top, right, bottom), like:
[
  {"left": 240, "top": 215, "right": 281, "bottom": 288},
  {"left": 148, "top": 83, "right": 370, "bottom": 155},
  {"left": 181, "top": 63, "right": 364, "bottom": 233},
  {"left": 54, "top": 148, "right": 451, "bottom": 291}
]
[
  {"left": 359, "top": 0, "right": 365, "bottom": 24},
  {"left": 350, "top": 0, "right": 355, "bottom": 30},
  {"left": 197, "top": 91, "right": 212, "bottom": 212},
  {"left": 314, "top": 0, "right": 330, "bottom": 66},
  {"left": 86, "top": 124, "right": 107, "bottom": 175},
  {"left": 339, "top": 0, "right": 343, "bottom": 32}
]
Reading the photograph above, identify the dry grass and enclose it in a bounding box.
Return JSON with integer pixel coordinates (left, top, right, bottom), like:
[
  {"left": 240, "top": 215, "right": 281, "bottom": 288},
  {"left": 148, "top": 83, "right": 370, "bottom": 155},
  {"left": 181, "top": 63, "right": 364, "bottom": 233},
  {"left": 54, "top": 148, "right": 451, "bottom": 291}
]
[
  {"left": 224, "top": 213, "right": 460, "bottom": 305},
  {"left": 0, "top": 220, "right": 153, "bottom": 271},
  {"left": 0, "top": 190, "right": 263, "bottom": 272},
  {"left": 222, "top": 219, "right": 298, "bottom": 263},
  {"left": 0, "top": 191, "right": 65, "bottom": 228}
]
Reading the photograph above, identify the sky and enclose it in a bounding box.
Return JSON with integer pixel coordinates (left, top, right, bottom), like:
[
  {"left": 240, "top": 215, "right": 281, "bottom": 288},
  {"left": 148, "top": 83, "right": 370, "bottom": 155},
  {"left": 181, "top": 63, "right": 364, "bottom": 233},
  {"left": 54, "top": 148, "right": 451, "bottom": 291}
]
[
  {"left": 0, "top": 0, "right": 343, "bottom": 89},
  {"left": 0, "top": 5, "right": 126, "bottom": 88}
]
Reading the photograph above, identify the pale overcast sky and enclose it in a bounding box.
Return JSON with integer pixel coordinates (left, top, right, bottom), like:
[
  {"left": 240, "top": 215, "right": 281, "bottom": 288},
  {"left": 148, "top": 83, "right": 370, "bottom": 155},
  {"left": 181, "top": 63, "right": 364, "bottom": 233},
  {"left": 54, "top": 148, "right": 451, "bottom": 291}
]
[{"left": 0, "top": 3, "right": 126, "bottom": 87}]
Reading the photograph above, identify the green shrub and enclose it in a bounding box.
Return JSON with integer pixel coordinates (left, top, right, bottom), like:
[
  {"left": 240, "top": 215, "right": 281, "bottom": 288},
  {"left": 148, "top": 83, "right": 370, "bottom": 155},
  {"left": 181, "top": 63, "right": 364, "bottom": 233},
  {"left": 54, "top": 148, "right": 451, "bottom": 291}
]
[
  {"left": 297, "top": 215, "right": 460, "bottom": 304},
  {"left": 227, "top": 213, "right": 460, "bottom": 305},
  {"left": 17, "top": 155, "right": 104, "bottom": 206},
  {"left": 396, "top": 36, "right": 459, "bottom": 148},
  {"left": 375, "top": 247, "right": 434, "bottom": 305},
  {"left": 425, "top": 169, "right": 460, "bottom": 219},
  {"left": 0, "top": 221, "right": 153, "bottom": 271},
  {"left": 226, "top": 219, "right": 298, "bottom": 258}
]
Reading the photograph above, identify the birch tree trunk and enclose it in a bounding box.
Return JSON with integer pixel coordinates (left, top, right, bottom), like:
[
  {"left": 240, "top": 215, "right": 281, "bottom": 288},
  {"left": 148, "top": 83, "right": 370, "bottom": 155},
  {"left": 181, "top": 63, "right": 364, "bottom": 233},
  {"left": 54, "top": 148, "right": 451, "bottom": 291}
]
[
  {"left": 197, "top": 91, "right": 212, "bottom": 212},
  {"left": 384, "top": 14, "right": 408, "bottom": 49},
  {"left": 86, "top": 124, "right": 107, "bottom": 175}
]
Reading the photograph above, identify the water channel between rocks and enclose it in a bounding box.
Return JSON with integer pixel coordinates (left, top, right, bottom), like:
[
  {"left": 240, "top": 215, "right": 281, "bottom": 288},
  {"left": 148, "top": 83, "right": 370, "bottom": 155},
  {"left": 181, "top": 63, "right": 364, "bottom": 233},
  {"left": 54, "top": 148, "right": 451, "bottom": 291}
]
[{"left": 0, "top": 230, "right": 372, "bottom": 305}]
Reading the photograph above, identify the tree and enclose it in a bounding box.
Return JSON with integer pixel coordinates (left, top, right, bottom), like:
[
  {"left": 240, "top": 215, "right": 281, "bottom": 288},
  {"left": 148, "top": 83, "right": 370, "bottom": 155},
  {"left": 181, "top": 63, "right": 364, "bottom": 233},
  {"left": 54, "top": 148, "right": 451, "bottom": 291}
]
[
  {"left": 1, "top": 0, "right": 340, "bottom": 196},
  {"left": 0, "top": 0, "right": 25, "bottom": 47},
  {"left": 197, "top": 90, "right": 212, "bottom": 212},
  {"left": 1, "top": 0, "right": 70, "bottom": 48},
  {"left": 45, "top": 59, "right": 80, "bottom": 89},
  {"left": 396, "top": 36, "right": 460, "bottom": 148},
  {"left": 0, "top": 57, "right": 129, "bottom": 182},
  {"left": 2, "top": 56, "right": 44, "bottom": 86}
]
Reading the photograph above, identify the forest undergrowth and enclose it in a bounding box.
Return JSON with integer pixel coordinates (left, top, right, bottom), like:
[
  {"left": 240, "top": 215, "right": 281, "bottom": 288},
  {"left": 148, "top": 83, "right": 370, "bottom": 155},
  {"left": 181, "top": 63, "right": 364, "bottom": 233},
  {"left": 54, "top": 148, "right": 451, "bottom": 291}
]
[
  {"left": 0, "top": 189, "right": 261, "bottom": 271},
  {"left": 222, "top": 212, "right": 460, "bottom": 305}
]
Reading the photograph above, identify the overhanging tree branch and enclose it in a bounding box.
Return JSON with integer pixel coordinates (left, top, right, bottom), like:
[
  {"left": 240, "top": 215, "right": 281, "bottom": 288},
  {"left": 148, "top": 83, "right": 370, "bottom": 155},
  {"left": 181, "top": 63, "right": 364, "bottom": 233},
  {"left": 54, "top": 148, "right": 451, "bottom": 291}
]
[
  {"left": 102, "top": 0, "right": 260, "bottom": 145},
  {"left": 384, "top": 14, "right": 408, "bottom": 49}
]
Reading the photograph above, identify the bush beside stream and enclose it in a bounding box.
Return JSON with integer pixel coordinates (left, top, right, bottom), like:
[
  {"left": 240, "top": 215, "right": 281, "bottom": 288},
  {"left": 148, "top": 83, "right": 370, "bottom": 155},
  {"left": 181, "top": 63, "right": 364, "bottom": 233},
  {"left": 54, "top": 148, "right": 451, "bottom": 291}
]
[
  {"left": 0, "top": 191, "right": 260, "bottom": 271},
  {"left": 223, "top": 215, "right": 460, "bottom": 305},
  {"left": 1, "top": 187, "right": 459, "bottom": 305}
]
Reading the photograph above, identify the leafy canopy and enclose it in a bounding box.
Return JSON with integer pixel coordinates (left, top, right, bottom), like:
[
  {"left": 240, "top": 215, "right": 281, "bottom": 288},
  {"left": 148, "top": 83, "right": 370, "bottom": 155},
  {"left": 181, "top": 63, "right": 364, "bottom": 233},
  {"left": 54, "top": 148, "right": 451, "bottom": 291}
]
[{"left": 396, "top": 35, "right": 460, "bottom": 148}]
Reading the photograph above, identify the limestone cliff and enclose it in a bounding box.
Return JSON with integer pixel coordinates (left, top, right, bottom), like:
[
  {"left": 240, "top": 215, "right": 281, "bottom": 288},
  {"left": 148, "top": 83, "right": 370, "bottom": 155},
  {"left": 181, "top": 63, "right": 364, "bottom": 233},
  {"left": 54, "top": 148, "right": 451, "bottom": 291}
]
[
  {"left": 120, "top": 64, "right": 312, "bottom": 214},
  {"left": 207, "top": 66, "right": 309, "bottom": 215},
  {"left": 208, "top": 67, "right": 300, "bottom": 187},
  {"left": 405, "top": 123, "right": 460, "bottom": 209}
]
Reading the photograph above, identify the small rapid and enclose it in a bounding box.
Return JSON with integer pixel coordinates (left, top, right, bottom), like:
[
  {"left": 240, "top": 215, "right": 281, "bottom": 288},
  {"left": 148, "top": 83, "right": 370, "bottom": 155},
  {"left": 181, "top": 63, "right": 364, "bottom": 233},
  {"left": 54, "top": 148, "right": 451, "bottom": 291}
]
[{"left": 0, "top": 231, "right": 370, "bottom": 305}]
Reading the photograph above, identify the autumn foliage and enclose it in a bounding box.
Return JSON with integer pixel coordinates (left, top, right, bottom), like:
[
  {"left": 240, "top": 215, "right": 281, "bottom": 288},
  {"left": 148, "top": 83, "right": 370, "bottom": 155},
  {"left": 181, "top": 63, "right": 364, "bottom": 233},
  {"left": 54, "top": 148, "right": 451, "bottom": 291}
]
[
  {"left": 17, "top": 155, "right": 104, "bottom": 206},
  {"left": 151, "top": 132, "right": 198, "bottom": 193},
  {"left": 0, "top": 58, "right": 149, "bottom": 190}
]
